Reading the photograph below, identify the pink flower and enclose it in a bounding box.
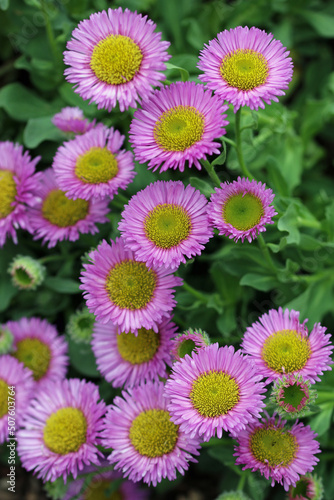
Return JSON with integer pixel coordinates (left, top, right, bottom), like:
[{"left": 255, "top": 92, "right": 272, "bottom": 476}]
[{"left": 52, "top": 107, "right": 96, "bottom": 134}]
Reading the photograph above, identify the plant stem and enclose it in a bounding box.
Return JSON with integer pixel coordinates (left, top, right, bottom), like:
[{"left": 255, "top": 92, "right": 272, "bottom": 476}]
[
  {"left": 257, "top": 234, "right": 276, "bottom": 273},
  {"left": 235, "top": 108, "right": 254, "bottom": 180},
  {"left": 200, "top": 159, "right": 221, "bottom": 188},
  {"left": 40, "top": 0, "right": 62, "bottom": 68},
  {"left": 221, "top": 136, "right": 237, "bottom": 148},
  {"left": 237, "top": 471, "right": 247, "bottom": 490},
  {"left": 182, "top": 281, "right": 209, "bottom": 304}
]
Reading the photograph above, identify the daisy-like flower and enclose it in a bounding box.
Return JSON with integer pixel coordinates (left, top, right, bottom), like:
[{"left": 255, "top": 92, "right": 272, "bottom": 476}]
[
  {"left": 288, "top": 473, "right": 324, "bottom": 500},
  {"left": 5, "top": 317, "right": 68, "bottom": 392},
  {"left": 101, "top": 380, "right": 201, "bottom": 486},
  {"left": 198, "top": 26, "right": 293, "bottom": 112},
  {"left": 118, "top": 180, "right": 213, "bottom": 269},
  {"left": 270, "top": 374, "right": 317, "bottom": 418},
  {"left": 241, "top": 307, "right": 333, "bottom": 384},
  {"left": 64, "top": 7, "right": 170, "bottom": 112},
  {"left": 66, "top": 307, "right": 96, "bottom": 344},
  {"left": 171, "top": 327, "right": 211, "bottom": 361},
  {"left": 52, "top": 107, "right": 96, "bottom": 135},
  {"left": 0, "top": 355, "right": 35, "bottom": 444},
  {"left": 8, "top": 255, "right": 45, "bottom": 290},
  {"left": 53, "top": 124, "right": 135, "bottom": 201},
  {"left": 208, "top": 176, "right": 277, "bottom": 243},
  {"left": 0, "top": 326, "right": 13, "bottom": 354},
  {"left": 80, "top": 237, "right": 182, "bottom": 333},
  {"left": 234, "top": 413, "right": 320, "bottom": 491},
  {"left": 17, "top": 378, "right": 106, "bottom": 482},
  {"left": 0, "top": 141, "right": 40, "bottom": 247},
  {"left": 130, "top": 81, "right": 229, "bottom": 173},
  {"left": 29, "top": 169, "right": 110, "bottom": 248},
  {"left": 91, "top": 316, "right": 176, "bottom": 388},
  {"left": 164, "top": 343, "right": 266, "bottom": 441}
]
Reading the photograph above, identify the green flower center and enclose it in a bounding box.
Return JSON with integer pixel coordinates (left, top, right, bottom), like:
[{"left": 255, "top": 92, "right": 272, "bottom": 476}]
[
  {"left": 0, "top": 170, "right": 17, "bottom": 219},
  {"left": 190, "top": 371, "right": 240, "bottom": 417},
  {"left": 75, "top": 147, "right": 118, "bottom": 184},
  {"left": 144, "top": 203, "right": 191, "bottom": 249},
  {"left": 117, "top": 327, "right": 160, "bottom": 364},
  {"left": 280, "top": 383, "right": 308, "bottom": 412},
  {"left": 129, "top": 409, "right": 178, "bottom": 457},
  {"left": 90, "top": 34, "right": 143, "bottom": 85},
  {"left": 43, "top": 407, "right": 87, "bottom": 454},
  {"left": 223, "top": 193, "right": 264, "bottom": 231},
  {"left": 178, "top": 338, "right": 196, "bottom": 358},
  {"left": 42, "top": 189, "right": 89, "bottom": 227},
  {"left": 262, "top": 329, "right": 311, "bottom": 374},
  {"left": 290, "top": 477, "right": 310, "bottom": 499},
  {"left": 250, "top": 426, "right": 298, "bottom": 467},
  {"left": 84, "top": 479, "right": 123, "bottom": 500},
  {"left": 0, "top": 379, "right": 9, "bottom": 418},
  {"left": 12, "top": 267, "right": 34, "bottom": 288},
  {"left": 13, "top": 338, "right": 51, "bottom": 381},
  {"left": 106, "top": 260, "right": 157, "bottom": 310},
  {"left": 220, "top": 49, "right": 269, "bottom": 90},
  {"left": 154, "top": 105, "right": 205, "bottom": 151}
]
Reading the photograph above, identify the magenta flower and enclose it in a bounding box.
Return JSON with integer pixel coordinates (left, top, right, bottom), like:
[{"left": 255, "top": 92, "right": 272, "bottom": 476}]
[
  {"left": 101, "top": 381, "right": 201, "bottom": 486},
  {"left": 17, "top": 379, "right": 106, "bottom": 482},
  {"left": 234, "top": 413, "right": 320, "bottom": 491},
  {"left": 53, "top": 124, "right": 135, "bottom": 200},
  {"left": 288, "top": 473, "right": 323, "bottom": 500},
  {"left": 91, "top": 316, "right": 176, "bottom": 388},
  {"left": 241, "top": 307, "right": 333, "bottom": 383},
  {"left": 164, "top": 343, "right": 266, "bottom": 441},
  {"left": 80, "top": 237, "right": 182, "bottom": 333},
  {"left": 118, "top": 180, "right": 213, "bottom": 269},
  {"left": 208, "top": 176, "right": 277, "bottom": 243},
  {"left": 52, "top": 107, "right": 96, "bottom": 134},
  {"left": 270, "top": 373, "right": 317, "bottom": 418},
  {"left": 64, "top": 8, "right": 170, "bottom": 112},
  {"left": 198, "top": 26, "right": 293, "bottom": 112},
  {"left": 28, "top": 169, "right": 109, "bottom": 248},
  {"left": 0, "top": 141, "right": 41, "bottom": 247},
  {"left": 171, "top": 327, "right": 211, "bottom": 361},
  {"left": 130, "top": 81, "right": 229, "bottom": 172}
]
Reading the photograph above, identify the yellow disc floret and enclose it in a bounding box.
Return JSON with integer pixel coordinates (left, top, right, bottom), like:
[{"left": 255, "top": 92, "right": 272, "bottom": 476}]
[
  {"left": 262, "top": 329, "right": 311, "bottom": 374},
  {"left": 0, "top": 170, "right": 17, "bottom": 219},
  {"left": 190, "top": 371, "right": 240, "bottom": 417},
  {"left": 75, "top": 147, "right": 118, "bottom": 184},
  {"left": 0, "top": 379, "right": 9, "bottom": 418},
  {"left": 13, "top": 338, "right": 51, "bottom": 381},
  {"left": 221, "top": 49, "right": 269, "bottom": 90},
  {"left": 223, "top": 193, "right": 264, "bottom": 230},
  {"left": 154, "top": 105, "right": 204, "bottom": 151},
  {"left": 43, "top": 407, "right": 87, "bottom": 454},
  {"left": 42, "top": 189, "right": 89, "bottom": 227},
  {"left": 250, "top": 426, "right": 298, "bottom": 466},
  {"left": 117, "top": 327, "right": 160, "bottom": 364},
  {"left": 144, "top": 203, "right": 191, "bottom": 248}
]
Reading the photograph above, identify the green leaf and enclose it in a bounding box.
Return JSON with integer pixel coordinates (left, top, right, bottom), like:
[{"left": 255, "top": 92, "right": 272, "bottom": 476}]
[
  {"left": 44, "top": 277, "right": 81, "bottom": 294},
  {"left": 277, "top": 203, "right": 300, "bottom": 244},
  {"left": 189, "top": 177, "right": 214, "bottom": 197},
  {"left": 212, "top": 141, "right": 227, "bottom": 166},
  {"left": 0, "top": 0, "right": 9, "bottom": 10},
  {"left": 67, "top": 337, "right": 100, "bottom": 377},
  {"left": 240, "top": 273, "right": 278, "bottom": 292},
  {"left": 0, "top": 83, "right": 59, "bottom": 121},
  {"left": 301, "top": 10, "right": 334, "bottom": 38},
  {"left": 309, "top": 404, "right": 333, "bottom": 436},
  {"left": 207, "top": 445, "right": 235, "bottom": 466},
  {"left": 23, "top": 116, "right": 64, "bottom": 148},
  {"left": 165, "top": 62, "right": 189, "bottom": 82},
  {"left": 0, "top": 280, "right": 18, "bottom": 312}
]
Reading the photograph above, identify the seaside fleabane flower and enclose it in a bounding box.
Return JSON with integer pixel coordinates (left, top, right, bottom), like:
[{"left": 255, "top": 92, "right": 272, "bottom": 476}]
[
  {"left": 118, "top": 180, "right": 213, "bottom": 269},
  {"left": 270, "top": 373, "right": 317, "bottom": 418},
  {"left": 234, "top": 413, "right": 320, "bottom": 491},
  {"left": 8, "top": 255, "right": 45, "bottom": 290},
  {"left": 28, "top": 169, "right": 110, "bottom": 248},
  {"left": 171, "top": 327, "right": 211, "bottom": 361},
  {"left": 198, "top": 26, "right": 293, "bottom": 112},
  {"left": 288, "top": 473, "right": 324, "bottom": 500},
  {"left": 17, "top": 378, "right": 106, "bottom": 482},
  {"left": 5, "top": 317, "right": 68, "bottom": 393},
  {"left": 53, "top": 124, "right": 135, "bottom": 201},
  {"left": 64, "top": 7, "right": 170, "bottom": 112},
  {"left": 52, "top": 107, "right": 96, "bottom": 135},
  {"left": 164, "top": 343, "right": 266, "bottom": 441},
  {"left": 208, "top": 176, "right": 277, "bottom": 243},
  {"left": 0, "top": 141, "right": 40, "bottom": 247},
  {"left": 129, "top": 81, "right": 229, "bottom": 172},
  {"left": 0, "top": 355, "right": 35, "bottom": 444},
  {"left": 91, "top": 316, "right": 176, "bottom": 388},
  {"left": 66, "top": 307, "right": 95, "bottom": 344},
  {"left": 80, "top": 237, "right": 182, "bottom": 333},
  {"left": 101, "top": 380, "right": 201, "bottom": 486},
  {"left": 241, "top": 307, "right": 333, "bottom": 383}
]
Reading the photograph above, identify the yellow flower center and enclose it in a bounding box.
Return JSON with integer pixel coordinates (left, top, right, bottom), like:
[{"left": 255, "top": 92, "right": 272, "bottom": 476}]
[
  {"left": 262, "top": 329, "right": 311, "bottom": 374},
  {"left": 90, "top": 34, "right": 143, "bottom": 85},
  {"left": 117, "top": 327, "right": 160, "bottom": 364},
  {"left": 75, "top": 147, "right": 118, "bottom": 184},
  {"left": 154, "top": 105, "right": 205, "bottom": 151},
  {"left": 223, "top": 193, "right": 264, "bottom": 230},
  {"left": 83, "top": 479, "right": 123, "bottom": 500},
  {"left": 106, "top": 260, "right": 157, "bottom": 310},
  {"left": 220, "top": 49, "right": 269, "bottom": 90},
  {"left": 0, "top": 379, "right": 9, "bottom": 418},
  {"left": 42, "top": 189, "right": 89, "bottom": 227},
  {"left": 190, "top": 371, "right": 240, "bottom": 417},
  {"left": 144, "top": 203, "right": 191, "bottom": 249},
  {"left": 129, "top": 409, "right": 178, "bottom": 457},
  {"left": 250, "top": 426, "right": 298, "bottom": 466},
  {"left": 13, "top": 338, "right": 51, "bottom": 381},
  {"left": 0, "top": 170, "right": 17, "bottom": 219},
  {"left": 43, "top": 407, "right": 87, "bottom": 454}
]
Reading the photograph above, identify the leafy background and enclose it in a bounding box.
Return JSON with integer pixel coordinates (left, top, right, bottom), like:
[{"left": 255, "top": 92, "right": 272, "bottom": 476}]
[{"left": 0, "top": 0, "right": 334, "bottom": 499}]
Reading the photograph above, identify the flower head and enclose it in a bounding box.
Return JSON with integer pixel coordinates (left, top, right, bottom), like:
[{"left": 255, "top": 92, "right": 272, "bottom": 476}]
[
  {"left": 271, "top": 374, "right": 317, "bottom": 418},
  {"left": 101, "top": 380, "right": 201, "bottom": 486},
  {"left": 241, "top": 307, "right": 333, "bottom": 383},
  {"left": 17, "top": 378, "right": 106, "bottom": 482},
  {"left": 52, "top": 107, "right": 96, "bottom": 135},
  {"left": 130, "top": 81, "right": 229, "bottom": 172},
  {"left": 0, "top": 326, "right": 13, "bottom": 354},
  {"left": 80, "top": 237, "right": 182, "bottom": 333},
  {"left": 92, "top": 316, "right": 176, "bottom": 388},
  {"left": 8, "top": 255, "right": 45, "bottom": 290},
  {"left": 234, "top": 413, "right": 320, "bottom": 491},
  {"left": 53, "top": 124, "right": 135, "bottom": 201},
  {"left": 198, "top": 26, "right": 293, "bottom": 112},
  {"left": 208, "top": 176, "right": 277, "bottom": 243},
  {"left": 28, "top": 169, "right": 110, "bottom": 248},
  {"left": 164, "top": 343, "right": 266, "bottom": 441},
  {"left": 64, "top": 7, "right": 170, "bottom": 112},
  {"left": 118, "top": 180, "right": 213, "bottom": 269},
  {"left": 171, "top": 327, "right": 211, "bottom": 361},
  {"left": 66, "top": 307, "right": 95, "bottom": 344},
  {"left": 0, "top": 141, "right": 40, "bottom": 247},
  {"left": 288, "top": 473, "right": 324, "bottom": 500}
]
